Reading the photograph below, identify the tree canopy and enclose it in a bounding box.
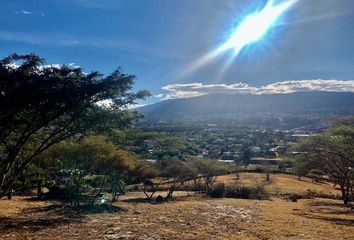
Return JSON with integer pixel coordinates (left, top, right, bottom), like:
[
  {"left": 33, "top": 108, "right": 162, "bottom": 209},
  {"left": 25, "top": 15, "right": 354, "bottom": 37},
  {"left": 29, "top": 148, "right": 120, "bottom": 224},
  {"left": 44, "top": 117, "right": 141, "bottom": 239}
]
[
  {"left": 0, "top": 53, "right": 149, "bottom": 197},
  {"left": 294, "top": 126, "right": 354, "bottom": 204}
]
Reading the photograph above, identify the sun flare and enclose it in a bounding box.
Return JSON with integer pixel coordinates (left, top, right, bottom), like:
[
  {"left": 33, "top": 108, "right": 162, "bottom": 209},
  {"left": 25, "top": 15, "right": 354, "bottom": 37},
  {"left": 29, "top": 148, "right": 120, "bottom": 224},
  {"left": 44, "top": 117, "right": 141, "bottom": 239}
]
[
  {"left": 183, "top": 0, "right": 298, "bottom": 76},
  {"left": 221, "top": 0, "right": 298, "bottom": 53}
]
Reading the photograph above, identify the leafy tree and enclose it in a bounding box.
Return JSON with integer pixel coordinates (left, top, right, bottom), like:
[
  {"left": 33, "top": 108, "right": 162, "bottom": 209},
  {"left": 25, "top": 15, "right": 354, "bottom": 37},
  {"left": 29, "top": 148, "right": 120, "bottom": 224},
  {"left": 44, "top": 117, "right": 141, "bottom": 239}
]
[
  {"left": 109, "top": 130, "right": 161, "bottom": 154},
  {"left": 294, "top": 126, "right": 354, "bottom": 204},
  {"left": 189, "top": 158, "right": 228, "bottom": 193},
  {"left": 160, "top": 159, "right": 197, "bottom": 200},
  {"left": 133, "top": 160, "right": 160, "bottom": 200},
  {"left": 233, "top": 160, "right": 243, "bottom": 180},
  {"left": 0, "top": 54, "right": 149, "bottom": 197},
  {"left": 154, "top": 136, "right": 191, "bottom": 160},
  {"left": 55, "top": 136, "right": 135, "bottom": 204}
]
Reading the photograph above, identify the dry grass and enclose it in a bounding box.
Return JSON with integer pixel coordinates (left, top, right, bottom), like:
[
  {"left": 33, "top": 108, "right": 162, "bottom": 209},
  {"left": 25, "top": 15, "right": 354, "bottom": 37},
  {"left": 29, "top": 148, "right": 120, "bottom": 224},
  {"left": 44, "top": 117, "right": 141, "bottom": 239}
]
[
  {"left": 0, "top": 174, "right": 353, "bottom": 240},
  {"left": 214, "top": 173, "right": 340, "bottom": 195}
]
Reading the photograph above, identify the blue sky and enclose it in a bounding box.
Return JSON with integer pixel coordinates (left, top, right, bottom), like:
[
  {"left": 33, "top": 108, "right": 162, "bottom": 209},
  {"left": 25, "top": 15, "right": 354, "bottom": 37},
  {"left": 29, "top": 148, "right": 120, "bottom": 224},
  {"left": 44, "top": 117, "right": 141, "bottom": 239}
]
[{"left": 1, "top": 0, "right": 354, "bottom": 104}]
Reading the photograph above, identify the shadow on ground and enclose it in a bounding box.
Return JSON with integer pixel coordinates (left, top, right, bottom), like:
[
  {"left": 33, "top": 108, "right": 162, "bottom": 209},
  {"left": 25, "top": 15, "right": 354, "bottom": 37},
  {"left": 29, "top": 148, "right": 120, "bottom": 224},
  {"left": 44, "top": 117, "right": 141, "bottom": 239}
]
[
  {"left": 0, "top": 202, "right": 126, "bottom": 233},
  {"left": 297, "top": 200, "right": 354, "bottom": 226}
]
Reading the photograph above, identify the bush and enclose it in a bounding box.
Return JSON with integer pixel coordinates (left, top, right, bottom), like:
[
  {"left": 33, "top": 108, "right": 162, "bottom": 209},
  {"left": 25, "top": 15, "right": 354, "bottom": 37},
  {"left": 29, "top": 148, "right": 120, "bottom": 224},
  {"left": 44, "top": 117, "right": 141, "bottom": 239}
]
[
  {"left": 303, "top": 188, "right": 341, "bottom": 200},
  {"left": 304, "top": 188, "right": 317, "bottom": 198},
  {"left": 289, "top": 194, "right": 302, "bottom": 202},
  {"left": 224, "top": 183, "right": 270, "bottom": 200},
  {"left": 225, "top": 184, "right": 251, "bottom": 198},
  {"left": 254, "top": 166, "right": 265, "bottom": 173},
  {"left": 172, "top": 179, "right": 206, "bottom": 192},
  {"left": 249, "top": 184, "right": 270, "bottom": 200},
  {"left": 208, "top": 182, "right": 225, "bottom": 198}
]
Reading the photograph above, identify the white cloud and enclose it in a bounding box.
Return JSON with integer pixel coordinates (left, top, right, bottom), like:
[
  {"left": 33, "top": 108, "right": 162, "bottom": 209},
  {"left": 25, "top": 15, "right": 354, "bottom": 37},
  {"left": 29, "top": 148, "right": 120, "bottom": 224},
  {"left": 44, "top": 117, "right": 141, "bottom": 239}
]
[
  {"left": 157, "top": 80, "right": 354, "bottom": 100},
  {"left": 5, "top": 62, "right": 81, "bottom": 74},
  {"left": 15, "top": 10, "right": 45, "bottom": 16},
  {"left": 22, "top": 10, "right": 32, "bottom": 15},
  {"left": 96, "top": 99, "right": 147, "bottom": 110}
]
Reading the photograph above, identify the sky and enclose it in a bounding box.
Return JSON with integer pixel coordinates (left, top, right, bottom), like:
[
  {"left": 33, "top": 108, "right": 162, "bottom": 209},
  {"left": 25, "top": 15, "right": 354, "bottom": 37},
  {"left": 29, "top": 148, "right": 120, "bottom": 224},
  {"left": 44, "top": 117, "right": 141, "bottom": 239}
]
[{"left": 1, "top": 0, "right": 354, "bottom": 105}]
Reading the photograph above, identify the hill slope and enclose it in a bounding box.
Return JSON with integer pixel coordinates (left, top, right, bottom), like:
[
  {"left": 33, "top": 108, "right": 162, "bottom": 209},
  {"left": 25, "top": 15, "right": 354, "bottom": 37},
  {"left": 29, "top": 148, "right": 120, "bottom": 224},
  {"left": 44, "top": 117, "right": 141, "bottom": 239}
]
[{"left": 139, "top": 92, "right": 354, "bottom": 125}]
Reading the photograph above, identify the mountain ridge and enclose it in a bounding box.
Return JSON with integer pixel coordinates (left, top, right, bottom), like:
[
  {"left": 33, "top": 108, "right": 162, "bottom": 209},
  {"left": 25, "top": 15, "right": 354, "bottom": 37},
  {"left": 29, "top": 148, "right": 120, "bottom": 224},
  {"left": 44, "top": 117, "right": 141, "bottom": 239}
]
[{"left": 138, "top": 92, "right": 354, "bottom": 124}]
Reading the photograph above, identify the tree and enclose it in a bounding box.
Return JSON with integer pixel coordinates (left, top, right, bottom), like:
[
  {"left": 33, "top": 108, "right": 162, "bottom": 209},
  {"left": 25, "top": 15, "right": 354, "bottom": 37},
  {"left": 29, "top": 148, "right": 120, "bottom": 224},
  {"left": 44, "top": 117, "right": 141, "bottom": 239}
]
[
  {"left": 160, "top": 159, "right": 196, "bottom": 200},
  {"left": 233, "top": 160, "right": 243, "bottom": 180},
  {"left": 0, "top": 53, "right": 150, "bottom": 197},
  {"left": 189, "top": 158, "right": 228, "bottom": 193},
  {"left": 134, "top": 160, "right": 160, "bottom": 200},
  {"left": 292, "top": 151, "right": 323, "bottom": 180},
  {"left": 294, "top": 126, "right": 354, "bottom": 205},
  {"left": 108, "top": 129, "right": 161, "bottom": 154},
  {"left": 47, "top": 136, "right": 135, "bottom": 205},
  {"left": 154, "top": 136, "right": 194, "bottom": 160},
  {"left": 73, "top": 136, "right": 135, "bottom": 203}
]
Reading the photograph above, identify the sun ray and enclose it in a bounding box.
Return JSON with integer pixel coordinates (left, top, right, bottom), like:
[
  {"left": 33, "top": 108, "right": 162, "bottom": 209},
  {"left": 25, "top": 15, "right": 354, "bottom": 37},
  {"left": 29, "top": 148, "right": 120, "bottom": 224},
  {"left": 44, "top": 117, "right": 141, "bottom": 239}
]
[{"left": 181, "top": 0, "right": 298, "bottom": 78}]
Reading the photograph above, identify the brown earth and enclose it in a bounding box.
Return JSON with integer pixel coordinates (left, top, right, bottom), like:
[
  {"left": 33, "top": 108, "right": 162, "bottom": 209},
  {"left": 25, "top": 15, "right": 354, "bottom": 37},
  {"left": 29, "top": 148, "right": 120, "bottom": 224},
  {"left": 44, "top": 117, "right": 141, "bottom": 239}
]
[{"left": 0, "top": 174, "right": 353, "bottom": 240}]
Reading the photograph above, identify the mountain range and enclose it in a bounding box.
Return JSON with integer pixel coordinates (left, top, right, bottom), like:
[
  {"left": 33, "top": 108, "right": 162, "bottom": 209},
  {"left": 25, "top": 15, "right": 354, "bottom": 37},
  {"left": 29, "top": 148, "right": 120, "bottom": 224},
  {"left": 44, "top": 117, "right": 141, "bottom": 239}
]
[{"left": 138, "top": 92, "right": 354, "bottom": 126}]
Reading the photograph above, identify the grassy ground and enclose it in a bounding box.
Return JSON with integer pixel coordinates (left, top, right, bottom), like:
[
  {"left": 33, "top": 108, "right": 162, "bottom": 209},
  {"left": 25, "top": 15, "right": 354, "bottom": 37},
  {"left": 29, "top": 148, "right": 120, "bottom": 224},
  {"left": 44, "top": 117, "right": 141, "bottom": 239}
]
[
  {"left": 1, "top": 173, "right": 353, "bottom": 240},
  {"left": 215, "top": 173, "right": 340, "bottom": 195}
]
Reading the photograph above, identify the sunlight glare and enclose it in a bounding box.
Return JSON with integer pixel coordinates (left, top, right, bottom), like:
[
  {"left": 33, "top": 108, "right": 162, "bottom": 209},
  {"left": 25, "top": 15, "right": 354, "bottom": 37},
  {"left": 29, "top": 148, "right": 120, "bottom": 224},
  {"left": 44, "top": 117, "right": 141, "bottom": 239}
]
[
  {"left": 221, "top": 0, "right": 298, "bottom": 54},
  {"left": 182, "top": 0, "right": 297, "bottom": 76}
]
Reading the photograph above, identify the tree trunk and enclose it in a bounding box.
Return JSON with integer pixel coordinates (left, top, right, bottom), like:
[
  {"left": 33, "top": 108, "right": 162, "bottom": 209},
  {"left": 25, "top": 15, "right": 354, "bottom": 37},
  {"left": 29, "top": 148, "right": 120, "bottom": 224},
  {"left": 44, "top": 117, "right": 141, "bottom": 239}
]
[
  {"left": 165, "top": 183, "right": 176, "bottom": 200},
  {"left": 37, "top": 174, "right": 43, "bottom": 198},
  {"left": 91, "top": 175, "right": 107, "bottom": 204},
  {"left": 193, "top": 179, "right": 197, "bottom": 193},
  {"left": 340, "top": 183, "right": 349, "bottom": 205}
]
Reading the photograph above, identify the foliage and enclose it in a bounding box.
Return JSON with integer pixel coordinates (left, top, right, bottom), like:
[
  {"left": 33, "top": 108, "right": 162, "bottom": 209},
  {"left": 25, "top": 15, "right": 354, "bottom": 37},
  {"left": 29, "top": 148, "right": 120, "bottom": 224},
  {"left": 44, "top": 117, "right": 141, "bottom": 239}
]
[
  {"left": 224, "top": 182, "right": 270, "bottom": 200},
  {"left": 188, "top": 157, "right": 228, "bottom": 193},
  {"left": 0, "top": 53, "right": 149, "bottom": 197},
  {"left": 293, "top": 125, "right": 354, "bottom": 204},
  {"left": 108, "top": 129, "right": 199, "bottom": 160},
  {"left": 133, "top": 160, "right": 160, "bottom": 200},
  {"left": 160, "top": 159, "right": 197, "bottom": 200},
  {"left": 208, "top": 182, "right": 225, "bottom": 198}
]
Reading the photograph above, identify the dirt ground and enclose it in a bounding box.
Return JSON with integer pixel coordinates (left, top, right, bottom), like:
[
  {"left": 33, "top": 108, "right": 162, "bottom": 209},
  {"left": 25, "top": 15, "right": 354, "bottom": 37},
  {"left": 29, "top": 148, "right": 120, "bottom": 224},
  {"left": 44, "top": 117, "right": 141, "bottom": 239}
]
[
  {"left": 0, "top": 174, "right": 352, "bottom": 239},
  {"left": 1, "top": 192, "right": 353, "bottom": 240}
]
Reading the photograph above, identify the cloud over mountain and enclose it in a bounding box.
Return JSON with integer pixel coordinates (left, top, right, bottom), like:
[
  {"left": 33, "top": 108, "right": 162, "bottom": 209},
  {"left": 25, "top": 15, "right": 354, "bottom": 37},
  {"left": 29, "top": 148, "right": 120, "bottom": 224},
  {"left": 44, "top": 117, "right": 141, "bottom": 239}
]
[{"left": 157, "top": 80, "right": 354, "bottom": 100}]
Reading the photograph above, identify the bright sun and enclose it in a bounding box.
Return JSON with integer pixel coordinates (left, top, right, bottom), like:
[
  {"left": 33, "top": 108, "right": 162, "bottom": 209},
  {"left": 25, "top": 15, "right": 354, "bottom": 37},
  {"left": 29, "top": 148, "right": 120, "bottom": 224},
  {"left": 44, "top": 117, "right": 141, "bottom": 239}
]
[
  {"left": 221, "top": 0, "right": 298, "bottom": 54},
  {"left": 183, "top": 0, "right": 298, "bottom": 77}
]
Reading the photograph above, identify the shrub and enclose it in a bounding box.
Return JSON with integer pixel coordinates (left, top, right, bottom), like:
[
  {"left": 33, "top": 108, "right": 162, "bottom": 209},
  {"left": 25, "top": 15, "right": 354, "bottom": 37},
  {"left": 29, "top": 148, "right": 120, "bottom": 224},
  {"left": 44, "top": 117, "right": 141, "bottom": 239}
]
[
  {"left": 303, "top": 188, "right": 341, "bottom": 200},
  {"left": 224, "top": 183, "right": 270, "bottom": 200},
  {"left": 249, "top": 184, "right": 270, "bottom": 200},
  {"left": 304, "top": 188, "right": 317, "bottom": 198},
  {"left": 289, "top": 194, "right": 302, "bottom": 202},
  {"left": 208, "top": 182, "right": 225, "bottom": 198},
  {"left": 225, "top": 184, "right": 251, "bottom": 198},
  {"left": 254, "top": 166, "right": 265, "bottom": 173}
]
